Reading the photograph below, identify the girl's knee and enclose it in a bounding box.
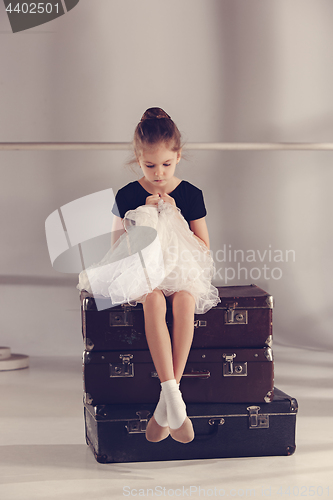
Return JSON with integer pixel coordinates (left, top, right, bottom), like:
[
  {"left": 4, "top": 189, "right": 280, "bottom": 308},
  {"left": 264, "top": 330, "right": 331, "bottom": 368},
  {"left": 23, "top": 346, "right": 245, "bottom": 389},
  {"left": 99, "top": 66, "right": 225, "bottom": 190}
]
[
  {"left": 143, "top": 289, "right": 166, "bottom": 312},
  {"left": 172, "top": 291, "right": 195, "bottom": 311}
]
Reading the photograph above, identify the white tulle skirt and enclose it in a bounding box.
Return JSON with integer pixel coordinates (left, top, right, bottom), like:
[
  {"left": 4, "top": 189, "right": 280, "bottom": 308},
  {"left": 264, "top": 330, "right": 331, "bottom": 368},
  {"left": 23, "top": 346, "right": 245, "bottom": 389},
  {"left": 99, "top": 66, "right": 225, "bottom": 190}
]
[{"left": 77, "top": 200, "right": 220, "bottom": 314}]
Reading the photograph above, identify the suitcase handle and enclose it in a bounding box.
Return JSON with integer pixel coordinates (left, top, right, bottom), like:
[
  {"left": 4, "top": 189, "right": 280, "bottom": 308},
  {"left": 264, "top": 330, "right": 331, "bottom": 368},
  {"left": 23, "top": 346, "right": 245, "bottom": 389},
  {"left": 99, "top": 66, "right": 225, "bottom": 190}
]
[
  {"left": 182, "top": 370, "right": 210, "bottom": 379},
  {"left": 151, "top": 370, "right": 210, "bottom": 380},
  {"left": 192, "top": 418, "right": 225, "bottom": 440}
]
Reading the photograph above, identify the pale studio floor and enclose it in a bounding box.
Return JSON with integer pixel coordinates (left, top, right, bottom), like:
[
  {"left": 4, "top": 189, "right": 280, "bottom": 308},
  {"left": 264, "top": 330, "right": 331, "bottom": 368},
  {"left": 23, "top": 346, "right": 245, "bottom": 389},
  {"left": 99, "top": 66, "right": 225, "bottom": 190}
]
[{"left": 0, "top": 344, "right": 332, "bottom": 500}]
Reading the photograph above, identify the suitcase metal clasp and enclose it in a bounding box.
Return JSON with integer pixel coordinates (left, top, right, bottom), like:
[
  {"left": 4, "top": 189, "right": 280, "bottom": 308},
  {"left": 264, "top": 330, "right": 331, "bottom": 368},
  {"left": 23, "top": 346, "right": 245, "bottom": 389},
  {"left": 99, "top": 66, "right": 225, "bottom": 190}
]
[
  {"left": 194, "top": 320, "right": 207, "bottom": 328},
  {"left": 109, "top": 354, "right": 134, "bottom": 378},
  {"left": 224, "top": 303, "right": 248, "bottom": 325},
  {"left": 223, "top": 353, "right": 248, "bottom": 377},
  {"left": 247, "top": 406, "right": 269, "bottom": 429},
  {"left": 126, "top": 410, "right": 151, "bottom": 434},
  {"left": 109, "top": 306, "right": 133, "bottom": 327}
]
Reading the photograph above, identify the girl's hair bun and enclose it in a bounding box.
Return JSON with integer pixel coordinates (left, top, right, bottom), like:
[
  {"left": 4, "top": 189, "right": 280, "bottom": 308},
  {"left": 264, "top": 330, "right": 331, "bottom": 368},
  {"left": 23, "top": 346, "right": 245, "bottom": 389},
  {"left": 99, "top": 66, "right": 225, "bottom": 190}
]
[
  {"left": 132, "top": 107, "right": 182, "bottom": 157},
  {"left": 140, "top": 107, "right": 171, "bottom": 122}
]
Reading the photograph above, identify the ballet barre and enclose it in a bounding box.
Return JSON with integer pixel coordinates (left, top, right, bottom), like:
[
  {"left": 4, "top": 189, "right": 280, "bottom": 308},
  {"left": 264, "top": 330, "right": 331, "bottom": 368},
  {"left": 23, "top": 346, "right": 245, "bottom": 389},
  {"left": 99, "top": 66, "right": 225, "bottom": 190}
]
[{"left": 1, "top": 142, "right": 333, "bottom": 151}]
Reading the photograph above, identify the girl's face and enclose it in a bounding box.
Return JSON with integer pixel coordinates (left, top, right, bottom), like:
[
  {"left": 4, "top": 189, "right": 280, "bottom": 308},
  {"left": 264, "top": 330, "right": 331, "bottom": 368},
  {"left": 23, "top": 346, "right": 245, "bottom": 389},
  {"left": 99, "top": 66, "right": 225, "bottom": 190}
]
[{"left": 137, "top": 142, "right": 181, "bottom": 190}]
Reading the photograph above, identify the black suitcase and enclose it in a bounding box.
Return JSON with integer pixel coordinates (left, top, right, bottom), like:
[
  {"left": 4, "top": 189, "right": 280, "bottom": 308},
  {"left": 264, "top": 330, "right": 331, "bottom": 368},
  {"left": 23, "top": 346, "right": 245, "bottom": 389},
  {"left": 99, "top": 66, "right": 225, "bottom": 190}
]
[
  {"left": 84, "top": 387, "right": 297, "bottom": 463},
  {"left": 83, "top": 347, "right": 274, "bottom": 405},
  {"left": 80, "top": 284, "right": 273, "bottom": 351}
]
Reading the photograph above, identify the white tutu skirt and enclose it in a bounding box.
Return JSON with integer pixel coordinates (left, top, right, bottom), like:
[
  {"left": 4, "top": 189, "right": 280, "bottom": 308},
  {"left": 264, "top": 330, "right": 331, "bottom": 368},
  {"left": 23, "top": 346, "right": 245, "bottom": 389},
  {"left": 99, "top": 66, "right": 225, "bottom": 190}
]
[{"left": 77, "top": 200, "right": 220, "bottom": 314}]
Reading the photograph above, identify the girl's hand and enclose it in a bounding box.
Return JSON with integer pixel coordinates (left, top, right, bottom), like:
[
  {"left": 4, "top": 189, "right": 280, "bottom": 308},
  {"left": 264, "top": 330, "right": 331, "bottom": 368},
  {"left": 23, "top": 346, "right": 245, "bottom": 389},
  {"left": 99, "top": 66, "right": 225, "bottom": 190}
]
[
  {"left": 160, "top": 193, "right": 177, "bottom": 208},
  {"left": 145, "top": 194, "right": 161, "bottom": 206},
  {"left": 145, "top": 193, "right": 177, "bottom": 208}
]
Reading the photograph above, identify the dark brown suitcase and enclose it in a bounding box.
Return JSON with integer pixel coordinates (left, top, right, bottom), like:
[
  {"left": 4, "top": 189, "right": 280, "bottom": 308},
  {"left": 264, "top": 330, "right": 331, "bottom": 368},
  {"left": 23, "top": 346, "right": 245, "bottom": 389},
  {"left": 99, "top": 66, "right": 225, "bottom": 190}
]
[
  {"left": 80, "top": 284, "right": 273, "bottom": 351},
  {"left": 83, "top": 346, "right": 274, "bottom": 406},
  {"left": 84, "top": 387, "right": 297, "bottom": 464}
]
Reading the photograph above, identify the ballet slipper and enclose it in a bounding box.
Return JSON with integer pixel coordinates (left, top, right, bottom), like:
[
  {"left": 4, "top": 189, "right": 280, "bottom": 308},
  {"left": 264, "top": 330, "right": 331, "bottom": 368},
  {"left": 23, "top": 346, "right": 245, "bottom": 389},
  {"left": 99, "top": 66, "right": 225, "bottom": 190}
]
[
  {"left": 169, "top": 417, "right": 194, "bottom": 444},
  {"left": 145, "top": 415, "right": 170, "bottom": 442}
]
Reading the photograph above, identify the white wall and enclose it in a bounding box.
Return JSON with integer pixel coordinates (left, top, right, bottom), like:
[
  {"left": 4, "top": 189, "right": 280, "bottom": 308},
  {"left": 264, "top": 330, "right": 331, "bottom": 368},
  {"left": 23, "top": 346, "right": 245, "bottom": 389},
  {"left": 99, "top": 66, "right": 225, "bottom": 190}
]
[{"left": 0, "top": 0, "right": 332, "bottom": 355}]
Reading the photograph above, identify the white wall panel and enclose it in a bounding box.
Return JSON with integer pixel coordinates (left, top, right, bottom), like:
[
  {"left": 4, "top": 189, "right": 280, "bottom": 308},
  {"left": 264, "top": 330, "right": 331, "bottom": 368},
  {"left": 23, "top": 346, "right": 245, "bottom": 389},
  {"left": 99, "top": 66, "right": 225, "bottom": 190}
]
[{"left": 0, "top": 0, "right": 332, "bottom": 354}]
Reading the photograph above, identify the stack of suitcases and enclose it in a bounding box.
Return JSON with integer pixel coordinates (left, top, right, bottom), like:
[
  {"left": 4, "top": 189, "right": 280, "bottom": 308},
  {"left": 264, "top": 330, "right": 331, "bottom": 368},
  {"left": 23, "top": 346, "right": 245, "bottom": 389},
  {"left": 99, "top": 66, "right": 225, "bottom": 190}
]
[{"left": 80, "top": 284, "right": 298, "bottom": 463}]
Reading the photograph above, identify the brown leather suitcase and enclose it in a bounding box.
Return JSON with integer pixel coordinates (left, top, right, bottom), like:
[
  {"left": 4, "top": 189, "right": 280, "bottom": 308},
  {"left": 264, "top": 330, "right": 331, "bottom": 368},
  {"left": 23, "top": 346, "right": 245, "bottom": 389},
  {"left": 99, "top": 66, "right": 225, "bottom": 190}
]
[
  {"left": 83, "top": 346, "right": 274, "bottom": 406},
  {"left": 80, "top": 284, "right": 273, "bottom": 351}
]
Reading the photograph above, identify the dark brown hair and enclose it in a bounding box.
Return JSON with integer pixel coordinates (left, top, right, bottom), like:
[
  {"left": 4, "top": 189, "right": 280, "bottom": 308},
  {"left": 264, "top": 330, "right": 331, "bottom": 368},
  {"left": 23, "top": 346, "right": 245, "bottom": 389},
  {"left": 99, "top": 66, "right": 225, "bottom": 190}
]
[{"left": 133, "top": 107, "right": 182, "bottom": 158}]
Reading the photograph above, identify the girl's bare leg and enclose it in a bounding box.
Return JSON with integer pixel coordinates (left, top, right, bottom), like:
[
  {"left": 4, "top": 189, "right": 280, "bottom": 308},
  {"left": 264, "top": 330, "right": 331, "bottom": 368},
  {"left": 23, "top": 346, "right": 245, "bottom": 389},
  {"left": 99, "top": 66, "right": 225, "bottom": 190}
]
[
  {"left": 160, "top": 290, "right": 195, "bottom": 442},
  {"left": 143, "top": 289, "right": 174, "bottom": 442},
  {"left": 142, "top": 289, "right": 174, "bottom": 383},
  {"left": 167, "top": 290, "right": 196, "bottom": 384},
  {"left": 143, "top": 289, "right": 196, "bottom": 383}
]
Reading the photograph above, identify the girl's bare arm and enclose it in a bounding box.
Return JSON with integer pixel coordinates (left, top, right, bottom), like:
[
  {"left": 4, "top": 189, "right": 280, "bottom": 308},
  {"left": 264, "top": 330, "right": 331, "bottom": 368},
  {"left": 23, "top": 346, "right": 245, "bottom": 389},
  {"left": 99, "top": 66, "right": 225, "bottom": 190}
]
[{"left": 190, "top": 217, "right": 210, "bottom": 249}]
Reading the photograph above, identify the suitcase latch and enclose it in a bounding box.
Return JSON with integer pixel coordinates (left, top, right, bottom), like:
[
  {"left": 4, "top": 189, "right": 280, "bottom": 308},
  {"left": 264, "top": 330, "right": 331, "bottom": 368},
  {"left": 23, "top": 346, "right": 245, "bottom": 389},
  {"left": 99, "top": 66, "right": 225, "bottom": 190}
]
[
  {"left": 194, "top": 320, "right": 207, "bottom": 328},
  {"left": 109, "top": 306, "right": 133, "bottom": 327},
  {"left": 126, "top": 410, "right": 151, "bottom": 434},
  {"left": 222, "top": 353, "right": 248, "bottom": 376},
  {"left": 247, "top": 406, "right": 269, "bottom": 429},
  {"left": 224, "top": 303, "right": 248, "bottom": 325},
  {"left": 109, "top": 354, "right": 134, "bottom": 377}
]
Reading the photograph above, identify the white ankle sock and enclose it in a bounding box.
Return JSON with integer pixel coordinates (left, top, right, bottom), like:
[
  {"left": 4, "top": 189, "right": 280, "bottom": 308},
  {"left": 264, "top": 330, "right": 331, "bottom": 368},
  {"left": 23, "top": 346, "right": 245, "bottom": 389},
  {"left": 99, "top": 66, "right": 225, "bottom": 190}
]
[
  {"left": 161, "top": 379, "right": 187, "bottom": 430},
  {"left": 153, "top": 389, "right": 168, "bottom": 427}
]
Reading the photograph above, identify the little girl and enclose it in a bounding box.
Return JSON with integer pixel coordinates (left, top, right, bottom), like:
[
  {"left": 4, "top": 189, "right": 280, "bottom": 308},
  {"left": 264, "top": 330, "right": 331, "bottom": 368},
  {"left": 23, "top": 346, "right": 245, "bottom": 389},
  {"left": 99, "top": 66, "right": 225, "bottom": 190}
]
[{"left": 78, "top": 107, "right": 220, "bottom": 444}]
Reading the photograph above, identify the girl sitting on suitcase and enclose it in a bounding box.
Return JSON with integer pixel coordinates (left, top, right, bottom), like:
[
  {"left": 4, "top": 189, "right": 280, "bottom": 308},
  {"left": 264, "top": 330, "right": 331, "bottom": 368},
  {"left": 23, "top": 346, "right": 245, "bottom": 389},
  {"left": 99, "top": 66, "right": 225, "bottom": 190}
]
[{"left": 78, "top": 107, "right": 220, "bottom": 443}]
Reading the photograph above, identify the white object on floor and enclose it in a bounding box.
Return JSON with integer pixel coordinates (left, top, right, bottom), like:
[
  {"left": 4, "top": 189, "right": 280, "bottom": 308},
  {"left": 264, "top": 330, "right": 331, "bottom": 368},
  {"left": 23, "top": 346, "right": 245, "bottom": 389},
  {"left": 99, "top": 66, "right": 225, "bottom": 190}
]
[
  {"left": 0, "top": 346, "right": 11, "bottom": 360},
  {"left": 0, "top": 347, "right": 29, "bottom": 371}
]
